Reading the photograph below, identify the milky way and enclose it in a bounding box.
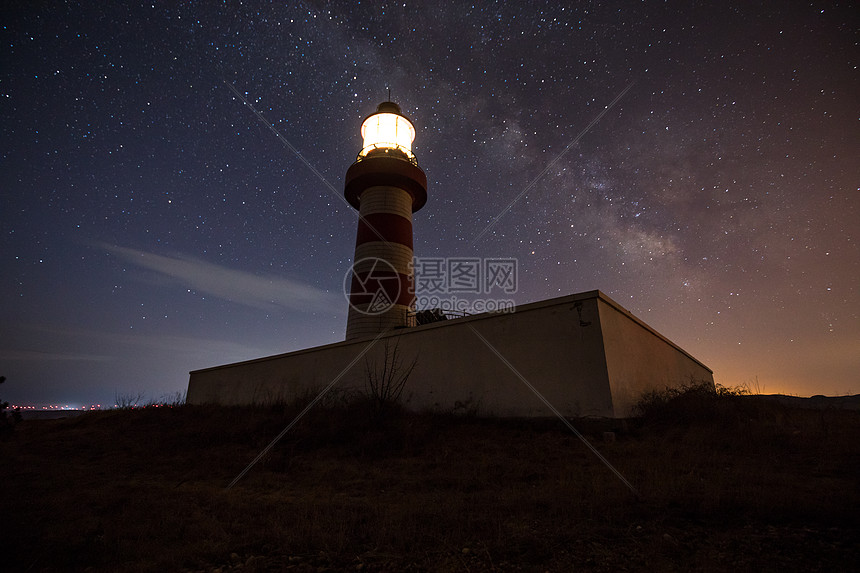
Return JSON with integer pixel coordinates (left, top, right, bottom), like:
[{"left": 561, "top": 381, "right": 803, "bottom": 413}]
[{"left": 1, "top": 2, "right": 857, "bottom": 405}]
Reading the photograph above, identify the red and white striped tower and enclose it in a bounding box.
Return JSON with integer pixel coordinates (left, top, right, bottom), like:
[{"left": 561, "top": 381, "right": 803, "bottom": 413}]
[{"left": 344, "top": 101, "right": 427, "bottom": 340}]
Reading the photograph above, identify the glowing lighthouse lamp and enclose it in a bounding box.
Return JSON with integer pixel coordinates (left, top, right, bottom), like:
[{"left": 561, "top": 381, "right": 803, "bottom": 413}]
[
  {"left": 344, "top": 101, "right": 428, "bottom": 340},
  {"left": 358, "top": 103, "right": 417, "bottom": 163}
]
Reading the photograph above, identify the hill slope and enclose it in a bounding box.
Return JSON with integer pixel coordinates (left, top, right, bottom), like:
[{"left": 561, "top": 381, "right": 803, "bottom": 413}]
[{"left": 2, "top": 394, "right": 858, "bottom": 572}]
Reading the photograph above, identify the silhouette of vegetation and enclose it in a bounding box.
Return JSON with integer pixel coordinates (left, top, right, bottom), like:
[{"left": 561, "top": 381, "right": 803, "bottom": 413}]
[
  {"left": 632, "top": 379, "right": 751, "bottom": 427},
  {"left": 114, "top": 390, "right": 146, "bottom": 409},
  {"left": 0, "top": 376, "right": 22, "bottom": 435},
  {"left": 363, "top": 337, "right": 417, "bottom": 415},
  {"left": 113, "top": 390, "right": 186, "bottom": 409}
]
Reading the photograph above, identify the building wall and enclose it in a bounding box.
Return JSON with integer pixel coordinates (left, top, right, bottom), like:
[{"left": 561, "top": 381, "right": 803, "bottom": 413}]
[
  {"left": 396, "top": 292, "right": 613, "bottom": 416},
  {"left": 187, "top": 291, "right": 712, "bottom": 418},
  {"left": 597, "top": 298, "right": 715, "bottom": 417}
]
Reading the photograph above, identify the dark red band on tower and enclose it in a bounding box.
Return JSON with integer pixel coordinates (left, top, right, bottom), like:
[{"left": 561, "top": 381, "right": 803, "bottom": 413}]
[
  {"left": 355, "top": 212, "right": 413, "bottom": 249},
  {"left": 349, "top": 271, "right": 415, "bottom": 308},
  {"left": 344, "top": 155, "right": 428, "bottom": 212}
]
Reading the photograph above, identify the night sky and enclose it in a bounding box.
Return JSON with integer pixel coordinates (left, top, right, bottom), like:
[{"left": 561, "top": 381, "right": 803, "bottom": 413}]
[{"left": 2, "top": 2, "right": 857, "bottom": 407}]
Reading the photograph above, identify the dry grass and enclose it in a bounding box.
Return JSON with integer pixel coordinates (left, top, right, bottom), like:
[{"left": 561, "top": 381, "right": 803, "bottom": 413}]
[{"left": 1, "top": 390, "right": 858, "bottom": 572}]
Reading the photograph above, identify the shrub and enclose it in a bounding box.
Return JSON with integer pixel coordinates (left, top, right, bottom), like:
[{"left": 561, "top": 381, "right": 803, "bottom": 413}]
[
  {"left": 0, "top": 376, "right": 22, "bottom": 435},
  {"left": 632, "top": 380, "right": 750, "bottom": 428},
  {"left": 363, "top": 337, "right": 417, "bottom": 416}
]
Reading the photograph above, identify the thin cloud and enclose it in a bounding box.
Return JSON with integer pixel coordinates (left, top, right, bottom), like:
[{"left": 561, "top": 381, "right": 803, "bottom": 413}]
[
  {"left": 15, "top": 323, "right": 291, "bottom": 369},
  {"left": 101, "top": 244, "right": 340, "bottom": 313},
  {"left": 0, "top": 349, "right": 113, "bottom": 362}
]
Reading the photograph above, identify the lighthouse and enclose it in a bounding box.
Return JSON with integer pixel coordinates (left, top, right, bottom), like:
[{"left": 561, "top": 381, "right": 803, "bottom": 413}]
[
  {"left": 190, "top": 99, "right": 715, "bottom": 419},
  {"left": 343, "top": 101, "right": 428, "bottom": 340}
]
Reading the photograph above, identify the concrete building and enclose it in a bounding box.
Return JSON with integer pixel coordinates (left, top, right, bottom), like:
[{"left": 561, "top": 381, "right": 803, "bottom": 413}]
[
  {"left": 187, "top": 290, "right": 713, "bottom": 417},
  {"left": 186, "top": 101, "right": 714, "bottom": 417}
]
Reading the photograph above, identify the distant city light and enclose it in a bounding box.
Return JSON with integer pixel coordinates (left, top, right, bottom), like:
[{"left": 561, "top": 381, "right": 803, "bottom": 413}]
[{"left": 10, "top": 404, "right": 105, "bottom": 411}]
